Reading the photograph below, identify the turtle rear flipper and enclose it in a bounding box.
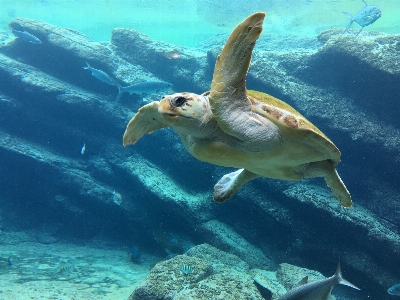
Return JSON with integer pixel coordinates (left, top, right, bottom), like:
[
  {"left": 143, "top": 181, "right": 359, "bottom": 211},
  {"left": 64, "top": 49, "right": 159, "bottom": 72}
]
[
  {"left": 213, "top": 169, "right": 260, "bottom": 202},
  {"left": 301, "top": 160, "right": 352, "bottom": 207},
  {"left": 324, "top": 168, "right": 352, "bottom": 207}
]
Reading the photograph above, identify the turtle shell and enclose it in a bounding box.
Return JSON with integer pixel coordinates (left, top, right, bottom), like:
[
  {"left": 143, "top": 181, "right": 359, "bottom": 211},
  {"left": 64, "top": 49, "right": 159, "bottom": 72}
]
[{"left": 248, "top": 89, "right": 341, "bottom": 165}]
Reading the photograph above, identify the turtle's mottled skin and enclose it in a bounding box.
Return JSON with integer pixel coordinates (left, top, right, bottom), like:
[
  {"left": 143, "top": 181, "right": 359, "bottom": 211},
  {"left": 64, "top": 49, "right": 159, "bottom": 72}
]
[{"left": 123, "top": 12, "right": 352, "bottom": 207}]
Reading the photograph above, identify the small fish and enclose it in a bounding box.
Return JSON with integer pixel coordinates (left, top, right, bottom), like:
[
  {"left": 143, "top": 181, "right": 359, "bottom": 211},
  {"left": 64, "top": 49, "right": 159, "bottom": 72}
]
[
  {"left": 278, "top": 262, "right": 359, "bottom": 300},
  {"left": 128, "top": 246, "right": 141, "bottom": 262},
  {"left": 7, "top": 257, "right": 12, "bottom": 266},
  {"left": 58, "top": 264, "right": 75, "bottom": 274},
  {"left": 83, "top": 62, "right": 118, "bottom": 86},
  {"left": 161, "top": 50, "right": 182, "bottom": 60},
  {"left": 388, "top": 284, "right": 400, "bottom": 296},
  {"left": 343, "top": 0, "right": 381, "bottom": 36},
  {"left": 10, "top": 27, "right": 42, "bottom": 44},
  {"left": 55, "top": 195, "right": 67, "bottom": 202},
  {"left": 80, "top": 143, "right": 86, "bottom": 155},
  {"left": 112, "top": 190, "right": 122, "bottom": 205},
  {"left": 115, "top": 81, "right": 172, "bottom": 102},
  {"left": 180, "top": 265, "right": 193, "bottom": 275}
]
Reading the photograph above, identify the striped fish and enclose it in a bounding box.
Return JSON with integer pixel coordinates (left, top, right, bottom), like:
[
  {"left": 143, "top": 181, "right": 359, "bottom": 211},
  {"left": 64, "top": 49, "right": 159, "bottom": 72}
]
[{"left": 179, "top": 265, "right": 193, "bottom": 275}]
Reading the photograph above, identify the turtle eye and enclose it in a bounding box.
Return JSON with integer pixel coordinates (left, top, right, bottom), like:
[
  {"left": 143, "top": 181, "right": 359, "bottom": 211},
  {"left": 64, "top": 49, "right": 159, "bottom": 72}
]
[{"left": 171, "top": 96, "right": 187, "bottom": 107}]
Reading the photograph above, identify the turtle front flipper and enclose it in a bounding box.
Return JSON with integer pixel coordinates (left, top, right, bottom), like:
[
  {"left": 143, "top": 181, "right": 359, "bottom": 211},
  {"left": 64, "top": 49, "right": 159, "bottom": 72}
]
[
  {"left": 209, "top": 12, "right": 265, "bottom": 121},
  {"left": 123, "top": 101, "right": 168, "bottom": 146},
  {"left": 213, "top": 169, "right": 260, "bottom": 202},
  {"left": 210, "top": 12, "right": 265, "bottom": 104},
  {"left": 208, "top": 13, "right": 279, "bottom": 150}
]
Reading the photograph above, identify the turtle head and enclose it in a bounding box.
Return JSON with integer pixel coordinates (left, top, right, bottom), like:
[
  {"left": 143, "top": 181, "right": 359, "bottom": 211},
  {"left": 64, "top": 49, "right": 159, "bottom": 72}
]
[{"left": 158, "top": 92, "right": 216, "bottom": 136}]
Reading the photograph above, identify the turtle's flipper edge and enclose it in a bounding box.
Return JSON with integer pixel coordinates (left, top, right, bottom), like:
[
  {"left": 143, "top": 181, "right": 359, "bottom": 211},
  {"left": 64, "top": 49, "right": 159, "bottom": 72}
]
[
  {"left": 324, "top": 168, "right": 352, "bottom": 208},
  {"left": 213, "top": 169, "right": 259, "bottom": 202},
  {"left": 123, "top": 101, "right": 168, "bottom": 146}
]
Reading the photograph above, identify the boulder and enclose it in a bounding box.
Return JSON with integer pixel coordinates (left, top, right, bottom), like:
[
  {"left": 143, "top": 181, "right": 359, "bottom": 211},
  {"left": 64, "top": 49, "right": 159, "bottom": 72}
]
[{"left": 128, "top": 244, "right": 264, "bottom": 300}]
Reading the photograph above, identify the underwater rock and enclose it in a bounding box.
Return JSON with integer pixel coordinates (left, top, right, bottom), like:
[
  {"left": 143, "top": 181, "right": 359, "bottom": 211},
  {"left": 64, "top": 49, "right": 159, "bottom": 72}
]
[
  {"left": 129, "top": 244, "right": 264, "bottom": 300},
  {"left": 201, "top": 219, "right": 275, "bottom": 270},
  {"left": 308, "top": 29, "right": 400, "bottom": 123},
  {"left": 129, "top": 253, "right": 213, "bottom": 299},
  {"left": 276, "top": 263, "right": 327, "bottom": 292},
  {"left": 111, "top": 28, "right": 209, "bottom": 92},
  {"left": 117, "top": 153, "right": 214, "bottom": 224},
  {"left": 250, "top": 268, "right": 287, "bottom": 299},
  {"left": 35, "top": 234, "right": 58, "bottom": 245},
  {"left": 0, "top": 231, "right": 33, "bottom": 245},
  {"left": 0, "top": 129, "right": 115, "bottom": 208},
  {"left": 0, "top": 52, "right": 132, "bottom": 127},
  {"left": 186, "top": 243, "right": 250, "bottom": 273},
  {"left": 7, "top": 18, "right": 111, "bottom": 62},
  {"left": 283, "top": 183, "right": 400, "bottom": 290},
  {"left": 2, "top": 18, "right": 160, "bottom": 96},
  {"left": 318, "top": 28, "right": 400, "bottom": 76},
  {"left": 152, "top": 227, "right": 195, "bottom": 256}
]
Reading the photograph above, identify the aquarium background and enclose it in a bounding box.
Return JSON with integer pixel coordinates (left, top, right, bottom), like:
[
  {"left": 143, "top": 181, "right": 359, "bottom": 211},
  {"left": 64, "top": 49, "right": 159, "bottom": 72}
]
[
  {"left": 1, "top": 0, "right": 400, "bottom": 46},
  {"left": 0, "top": 0, "right": 399, "bottom": 299}
]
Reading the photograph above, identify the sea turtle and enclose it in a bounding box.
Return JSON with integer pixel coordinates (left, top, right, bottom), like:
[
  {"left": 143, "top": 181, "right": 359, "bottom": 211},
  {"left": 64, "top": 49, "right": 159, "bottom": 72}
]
[{"left": 123, "top": 12, "right": 352, "bottom": 207}]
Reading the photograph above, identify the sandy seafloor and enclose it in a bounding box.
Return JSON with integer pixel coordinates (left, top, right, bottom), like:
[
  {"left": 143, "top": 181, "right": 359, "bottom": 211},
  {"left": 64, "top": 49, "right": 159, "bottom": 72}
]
[{"left": 0, "top": 236, "right": 159, "bottom": 299}]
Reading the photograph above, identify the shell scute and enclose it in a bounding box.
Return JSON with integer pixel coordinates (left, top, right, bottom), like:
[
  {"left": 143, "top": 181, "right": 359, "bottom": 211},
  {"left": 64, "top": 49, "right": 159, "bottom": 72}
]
[{"left": 247, "top": 89, "right": 340, "bottom": 163}]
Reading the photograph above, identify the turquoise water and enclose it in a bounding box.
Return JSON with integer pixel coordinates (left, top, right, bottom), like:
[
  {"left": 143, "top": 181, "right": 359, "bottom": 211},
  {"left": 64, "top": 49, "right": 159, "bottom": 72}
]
[{"left": 1, "top": 0, "right": 399, "bottom": 46}]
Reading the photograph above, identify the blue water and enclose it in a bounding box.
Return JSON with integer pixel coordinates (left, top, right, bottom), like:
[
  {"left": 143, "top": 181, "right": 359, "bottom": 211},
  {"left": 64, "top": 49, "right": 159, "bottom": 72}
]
[
  {"left": 1, "top": 0, "right": 400, "bottom": 46},
  {"left": 1, "top": 1, "right": 400, "bottom": 299}
]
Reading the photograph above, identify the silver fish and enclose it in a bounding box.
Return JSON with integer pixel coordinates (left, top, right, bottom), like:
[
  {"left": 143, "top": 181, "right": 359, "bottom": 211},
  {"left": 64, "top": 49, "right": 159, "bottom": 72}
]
[
  {"left": 82, "top": 62, "right": 171, "bottom": 102},
  {"left": 112, "top": 190, "right": 122, "bottom": 205},
  {"left": 83, "top": 62, "right": 118, "bottom": 86},
  {"left": 343, "top": 0, "right": 381, "bottom": 36},
  {"left": 278, "top": 262, "right": 359, "bottom": 300},
  {"left": 115, "top": 81, "right": 172, "bottom": 102},
  {"left": 80, "top": 143, "right": 85, "bottom": 155},
  {"left": 11, "top": 28, "right": 42, "bottom": 44},
  {"left": 388, "top": 284, "right": 400, "bottom": 296},
  {"left": 55, "top": 195, "right": 67, "bottom": 202}
]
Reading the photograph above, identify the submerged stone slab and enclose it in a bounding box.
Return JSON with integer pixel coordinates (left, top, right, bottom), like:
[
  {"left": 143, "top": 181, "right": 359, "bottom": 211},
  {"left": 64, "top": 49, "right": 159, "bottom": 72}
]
[
  {"left": 201, "top": 219, "right": 275, "bottom": 270},
  {"left": 283, "top": 183, "right": 400, "bottom": 289},
  {"left": 317, "top": 28, "right": 400, "bottom": 76},
  {"left": 186, "top": 243, "right": 249, "bottom": 273},
  {"left": 250, "top": 268, "right": 286, "bottom": 300},
  {"left": 116, "top": 153, "right": 214, "bottom": 224},
  {"left": 4, "top": 18, "right": 159, "bottom": 89},
  {"left": 111, "top": 28, "right": 210, "bottom": 92},
  {"left": 276, "top": 262, "right": 326, "bottom": 291},
  {"left": 0, "top": 129, "right": 114, "bottom": 206}
]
